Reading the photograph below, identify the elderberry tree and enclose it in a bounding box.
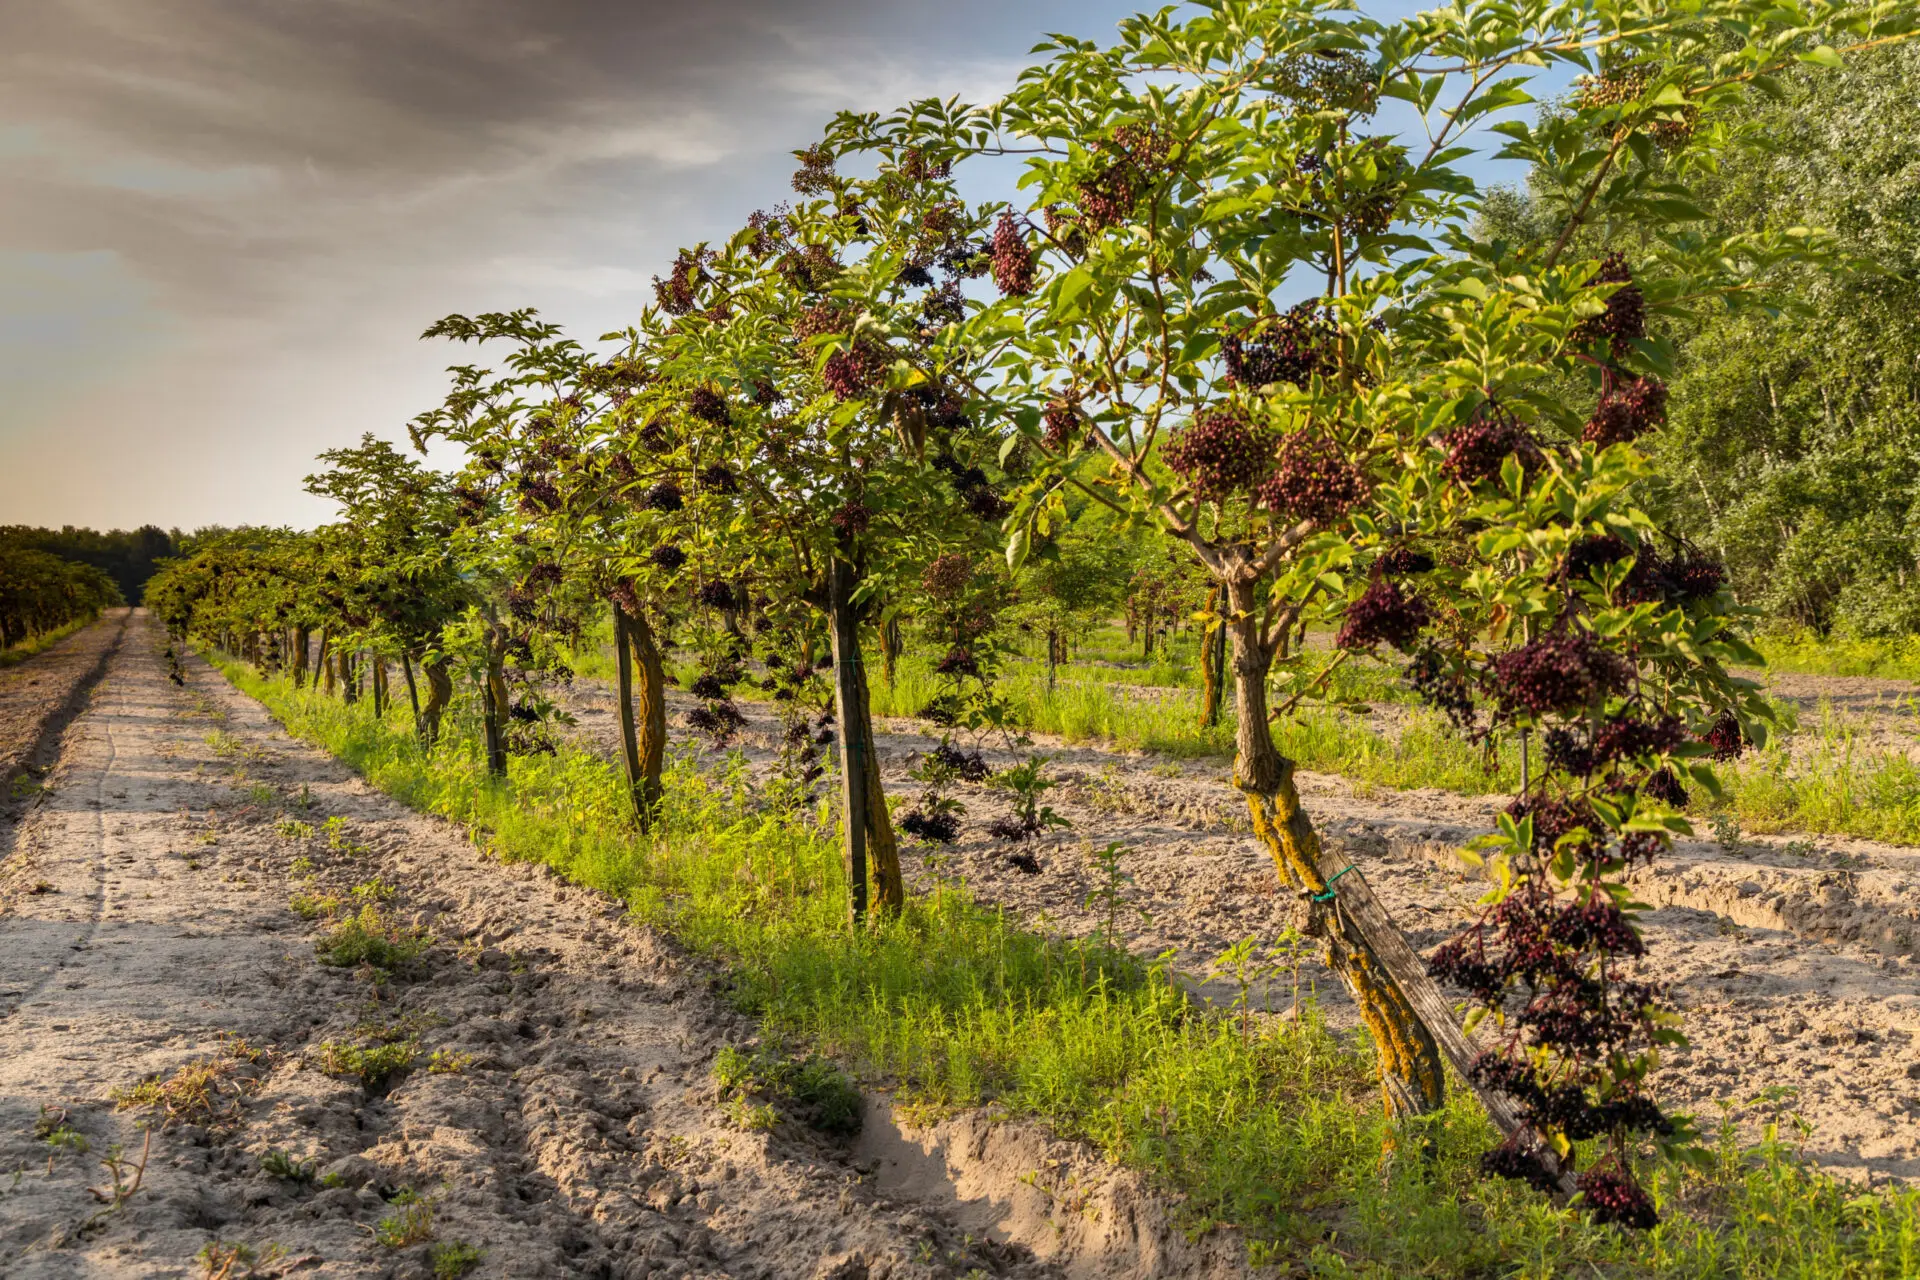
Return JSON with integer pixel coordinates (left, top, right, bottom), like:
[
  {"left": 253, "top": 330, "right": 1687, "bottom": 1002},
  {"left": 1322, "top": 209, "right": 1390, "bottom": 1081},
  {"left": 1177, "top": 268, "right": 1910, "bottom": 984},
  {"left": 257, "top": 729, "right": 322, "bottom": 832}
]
[
  {"left": 408, "top": 313, "right": 678, "bottom": 808},
  {"left": 604, "top": 111, "right": 1014, "bottom": 918},
  {"left": 913, "top": 0, "right": 1914, "bottom": 1168}
]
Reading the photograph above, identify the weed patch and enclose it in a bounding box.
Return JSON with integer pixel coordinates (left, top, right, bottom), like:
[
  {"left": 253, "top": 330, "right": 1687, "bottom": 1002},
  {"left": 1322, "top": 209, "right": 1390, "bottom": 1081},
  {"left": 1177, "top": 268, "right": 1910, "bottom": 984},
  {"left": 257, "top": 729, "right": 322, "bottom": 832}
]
[{"left": 312, "top": 905, "right": 428, "bottom": 970}]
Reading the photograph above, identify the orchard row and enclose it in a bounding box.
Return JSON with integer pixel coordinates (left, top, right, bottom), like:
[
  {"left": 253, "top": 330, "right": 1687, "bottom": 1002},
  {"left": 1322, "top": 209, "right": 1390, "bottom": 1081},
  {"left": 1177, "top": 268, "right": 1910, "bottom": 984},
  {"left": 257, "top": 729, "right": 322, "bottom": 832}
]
[{"left": 145, "top": 0, "right": 1916, "bottom": 1228}]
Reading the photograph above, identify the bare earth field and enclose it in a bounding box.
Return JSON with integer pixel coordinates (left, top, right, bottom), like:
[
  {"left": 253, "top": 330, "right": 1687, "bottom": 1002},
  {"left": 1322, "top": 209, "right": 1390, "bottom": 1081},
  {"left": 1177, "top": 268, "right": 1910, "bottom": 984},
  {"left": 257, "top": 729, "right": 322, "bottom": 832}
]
[
  {"left": 556, "top": 675, "right": 1920, "bottom": 1190},
  {"left": 0, "top": 615, "right": 1252, "bottom": 1279}
]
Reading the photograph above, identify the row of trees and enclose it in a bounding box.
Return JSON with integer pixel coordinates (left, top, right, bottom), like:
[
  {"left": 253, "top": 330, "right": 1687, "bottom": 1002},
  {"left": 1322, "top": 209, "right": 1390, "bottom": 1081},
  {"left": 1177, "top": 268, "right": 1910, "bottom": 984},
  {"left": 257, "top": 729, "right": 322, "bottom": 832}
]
[
  {"left": 0, "top": 541, "right": 122, "bottom": 651},
  {"left": 1, "top": 525, "right": 181, "bottom": 605},
  {"left": 147, "top": 0, "right": 1915, "bottom": 1228}
]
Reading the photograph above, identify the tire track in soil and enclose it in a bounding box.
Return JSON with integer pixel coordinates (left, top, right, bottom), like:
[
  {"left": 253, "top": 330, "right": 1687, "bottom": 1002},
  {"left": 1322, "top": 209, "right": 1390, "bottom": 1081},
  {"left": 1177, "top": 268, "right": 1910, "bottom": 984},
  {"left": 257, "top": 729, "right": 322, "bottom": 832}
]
[{"left": 2, "top": 613, "right": 1235, "bottom": 1279}]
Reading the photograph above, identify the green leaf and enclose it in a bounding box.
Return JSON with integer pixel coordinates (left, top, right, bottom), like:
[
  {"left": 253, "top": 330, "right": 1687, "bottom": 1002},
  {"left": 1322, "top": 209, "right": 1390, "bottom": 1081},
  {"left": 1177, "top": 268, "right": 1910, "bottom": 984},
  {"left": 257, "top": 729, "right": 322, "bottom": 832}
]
[{"left": 1798, "top": 45, "right": 1842, "bottom": 70}]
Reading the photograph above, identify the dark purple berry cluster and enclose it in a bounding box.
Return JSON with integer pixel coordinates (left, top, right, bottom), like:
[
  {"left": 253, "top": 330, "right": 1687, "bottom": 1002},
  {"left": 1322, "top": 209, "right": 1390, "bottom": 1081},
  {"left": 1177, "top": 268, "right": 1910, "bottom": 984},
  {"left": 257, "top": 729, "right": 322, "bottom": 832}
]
[
  {"left": 686, "top": 700, "right": 748, "bottom": 744},
  {"left": 1441, "top": 408, "right": 1544, "bottom": 485},
  {"left": 1163, "top": 411, "right": 1270, "bottom": 499},
  {"left": 1257, "top": 433, "right": 1366, "bottom": 523},
  {"left": 517, "top": 476, "right": 561, "bottom": 514},
  {"left": 1336, "top": 579, "right": 1429, "bottom": 651},
  {"left": 610, "top": 579, "right": 642, "bottom": 618},
  {"left": 822, "top": 341, "right": 888, "bottom": 401},
  {"left": 1584, "top": 375, "right": 1667, "bottom": 448},
  {"left": 991, "top": 213, "right": 1036, "bottom": 297},
  {"left": 1221, "top": 304, "right": 1337, "bottom": 388},
  {"left": 1492, "top": 628, "right": 1629, "bottom": 717},
  {"left": 1377, "top": 546, "right": 1435, "bottom": 577},
  {"left": 1701, "top": 711, "right": 1746, "bottom": 761},
  {"left": 650, "top": 545, "right": 686, "bottom": 571},
  {"left": 1042, "top": 398, "right": 1081, "bottom": 450},
  {"left": 899, "top": 809, "right": 961, "bottom": 843},
  {"left": 1075, "top": 124, "right": 1171, "bottom": 229},
  {"left": 792, "top": 303, "right": 847, "bottom": 342},
  {"left": 1571, "top": 254, "right": 1646, "bottom": 356},
  {"left": 695, "top": 580, "right": 736, "bottom": 611},
  {"left": 641, "top": 482, "right": 683, "bottom": 513},
  {"left": 922, "top": 553, "right": 972, "bottom": 601},
  {"left": 637, "top": 418, "right": 672, "bottom": 452},
  {"left": 653, "top": 247, "right": 708, "bottom": 316},
  {"left": 686, "top": 388, "right": 730, "bottom": 426},
  {"left": 1408, "top": 646, "right": 1479, "bottom": 728},
  {"left": 931, "top": 742, "right": 990, "bottom": 782},
  {"left": 936, "top": 646, "right": 980, "bottom": 677},
  {"left": 830, "top": 501, "right": 871, "bottom": 535},
  {"left": 790, "top": 142, "right": 835, "bottom": 195},
  {"left": 697, "top": 464, "right": 737, "bottom": 493},
  {"left": 1576, "top": 1167, "right": 1658, "bottom": 1229}
]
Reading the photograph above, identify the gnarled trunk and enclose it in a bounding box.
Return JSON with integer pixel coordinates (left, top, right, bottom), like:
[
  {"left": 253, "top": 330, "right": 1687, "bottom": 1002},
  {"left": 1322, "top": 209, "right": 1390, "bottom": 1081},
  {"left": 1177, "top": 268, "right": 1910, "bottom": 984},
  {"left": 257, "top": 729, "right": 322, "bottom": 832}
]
[
  {"left": 319, "top": 631, "right": 335, "bottom": 697},
  {"left": 292, "top": 627, "right": 310, "bottom": 689},
  {"left": 1224, "top": 576, "right": 1444, "bottom": 1119},
  {"left": 612, "top": 601, "right": 667, "bottom": 829}
]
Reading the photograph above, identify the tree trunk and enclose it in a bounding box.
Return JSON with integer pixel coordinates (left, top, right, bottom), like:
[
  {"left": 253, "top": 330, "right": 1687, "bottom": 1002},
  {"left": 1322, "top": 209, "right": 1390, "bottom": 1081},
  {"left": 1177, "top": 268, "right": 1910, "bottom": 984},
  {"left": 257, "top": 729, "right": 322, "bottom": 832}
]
[
  {"left": 420, "top": 658, "right": 453, "bottom": 748},
  {"left": 293, "top": 627, "right": 309, "bottom": 689},
  {"left": 825, "top": 561, "right": 906, "bottom": 919},
  {"left": 1224, "top": 576, "right": 1444, "bottom": 1121},
  {"left": 612, "top": 601, "right": 667, "bottom": 830},
  {"left": 371, "top": 659, "right": 387, "bottom": 719},
  {"left": 1199, "top": 585, "right": 1227, "bottom": 730},
  {"left": 319, "top": 631, "right": 335, "bottom": 697},
  {"left": 342, "top": 650, "right": 358, "bottom": 706},
  {"left": 483, "top": 631, "right": 510, "bottom": 778},
  {"left": 881, "top": 616, "right": 903, "bottom": 688},
  {"left": 400, "top": 651, "right": 421, "bottom": 722}
]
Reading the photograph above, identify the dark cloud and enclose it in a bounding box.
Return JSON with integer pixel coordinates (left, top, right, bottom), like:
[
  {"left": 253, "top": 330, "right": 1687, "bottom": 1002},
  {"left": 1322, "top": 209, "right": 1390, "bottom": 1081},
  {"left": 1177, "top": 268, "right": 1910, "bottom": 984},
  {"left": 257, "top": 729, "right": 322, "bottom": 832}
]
[{"left": 0, "top": 0, "right": 1120, "bottom": 528}]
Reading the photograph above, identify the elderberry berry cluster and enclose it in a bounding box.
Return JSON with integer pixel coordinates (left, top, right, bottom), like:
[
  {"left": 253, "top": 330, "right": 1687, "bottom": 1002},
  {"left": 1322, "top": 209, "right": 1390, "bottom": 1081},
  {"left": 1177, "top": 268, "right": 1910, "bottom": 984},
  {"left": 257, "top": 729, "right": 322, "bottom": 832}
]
[
  {"left": 1441, "top": 408, "right": 1544, "bottom": 485},
  {"left": 1221, "top": 303, "right": 1338, "bottom": 388},
  {"left": 1163, "top": 411, "right": 1270, "bottom": 499},
  {"left": 822, "top": 342, "right": 887, "bottom": 401},
  {"left": 1257, "top": 433, "right": 1367, "bottom": 523},
  {"left": 1571, "top": 253, "right": 1646, "bottom": 357},
  {"left": 1335, "top": 579, "right": 1428, "bottom": 651},
  {"left": 1584, "top": 375, "right": 1667, "bottom": 448},
  {"left": 641, "top": 483, "right": 683, "bottom": 513},
  {"left": 991, "top": 212, "right": 1036, "bottom": 297},
  {"left": 1491, "top": 628, "right": 1630, "bottom": 717}
]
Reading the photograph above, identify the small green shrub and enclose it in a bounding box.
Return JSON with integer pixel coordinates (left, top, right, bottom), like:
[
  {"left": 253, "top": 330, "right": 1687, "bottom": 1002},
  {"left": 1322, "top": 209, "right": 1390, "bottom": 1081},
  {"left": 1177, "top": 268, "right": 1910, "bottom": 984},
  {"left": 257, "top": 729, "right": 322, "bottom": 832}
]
[
  {"left": 713, "top": 1043, "right": 862, "bottom": 1137},
  {"left": 316, "top": 1036, "right": 418, "bottom": 1088},
  {"left": 313, "top": 906, "right": 428, "bottom": 969},
  {"left": 430, "top": 1241, "right": 483, "bottom": 1278}
]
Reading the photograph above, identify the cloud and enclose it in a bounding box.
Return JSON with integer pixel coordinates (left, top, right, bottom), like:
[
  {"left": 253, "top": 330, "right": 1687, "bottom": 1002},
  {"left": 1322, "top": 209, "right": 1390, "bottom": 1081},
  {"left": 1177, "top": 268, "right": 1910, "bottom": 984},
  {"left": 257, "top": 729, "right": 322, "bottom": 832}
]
[{"left": 0, "top": 0, "right": 1130, "bottom": 529}]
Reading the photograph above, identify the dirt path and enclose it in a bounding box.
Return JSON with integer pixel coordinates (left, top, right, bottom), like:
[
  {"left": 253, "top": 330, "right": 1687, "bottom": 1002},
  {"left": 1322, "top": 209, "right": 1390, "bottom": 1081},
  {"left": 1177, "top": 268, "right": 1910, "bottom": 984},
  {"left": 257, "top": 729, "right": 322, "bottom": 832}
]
[
  {"left": 0, "top": 614, "right": 1249, "bottom": 1279},
  {"left": 559, "top": 678, "right": 1920, "bottom": 1189}
]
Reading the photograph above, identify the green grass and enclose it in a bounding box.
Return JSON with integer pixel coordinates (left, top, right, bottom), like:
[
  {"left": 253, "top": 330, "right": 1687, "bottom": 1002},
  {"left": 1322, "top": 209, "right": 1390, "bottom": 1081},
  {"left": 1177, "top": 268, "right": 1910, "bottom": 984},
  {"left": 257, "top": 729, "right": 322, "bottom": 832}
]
[
  {"left": 578, "top": 623, "right": 1920, "bottom": 846},
  {"left": 1753, "top": 626, "right": 1920, "bottom": 681},
  {"left": 203, "top": 648, "right": 1920, "bottom": 1276},
  {"left": 0, "top": 612, "right": 100, "bottom": 668}
]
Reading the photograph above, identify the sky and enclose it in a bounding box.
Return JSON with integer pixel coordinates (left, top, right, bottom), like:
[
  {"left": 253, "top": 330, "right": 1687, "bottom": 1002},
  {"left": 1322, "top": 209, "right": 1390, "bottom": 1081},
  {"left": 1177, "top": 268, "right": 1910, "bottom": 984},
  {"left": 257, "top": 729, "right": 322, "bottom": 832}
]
[{"left": 0, "top": 0, "right": 1554, "bottom": 534}]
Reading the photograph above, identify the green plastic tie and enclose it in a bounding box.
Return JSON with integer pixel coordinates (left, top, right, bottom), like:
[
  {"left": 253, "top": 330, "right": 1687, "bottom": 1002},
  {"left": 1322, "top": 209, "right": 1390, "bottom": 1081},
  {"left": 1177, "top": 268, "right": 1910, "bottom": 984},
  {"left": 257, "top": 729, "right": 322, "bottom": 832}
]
[{"left": 1310, "top": 864, "right": 1357, "bottom": 902}]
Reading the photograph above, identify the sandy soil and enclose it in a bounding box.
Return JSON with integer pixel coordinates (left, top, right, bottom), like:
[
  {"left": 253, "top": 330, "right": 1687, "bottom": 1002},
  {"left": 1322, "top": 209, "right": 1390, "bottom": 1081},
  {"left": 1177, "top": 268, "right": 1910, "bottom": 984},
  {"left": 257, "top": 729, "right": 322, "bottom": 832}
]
[
  {"left": 0, "top": 610, "right": 129, "bottom": 795},
  {"left": 0, "top": 614, "right": 1256, "bottom": 1279},
  {"left": 557, "top": 676, "right": 1920, "bottom": 1189}
]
